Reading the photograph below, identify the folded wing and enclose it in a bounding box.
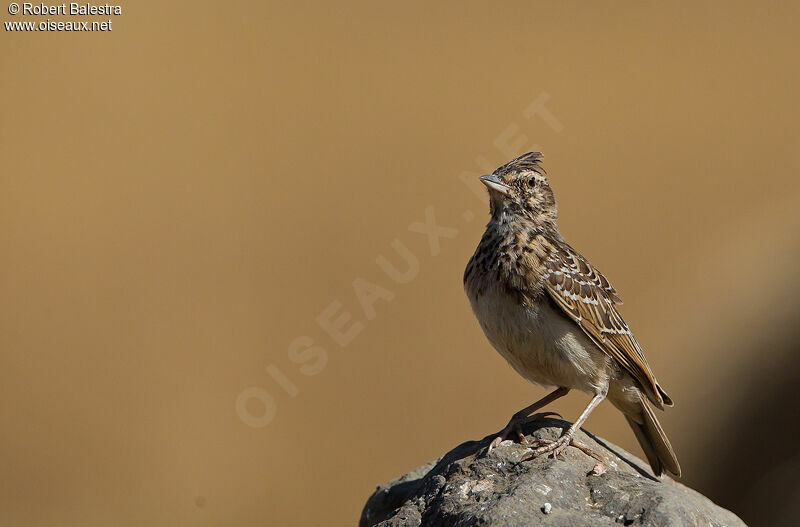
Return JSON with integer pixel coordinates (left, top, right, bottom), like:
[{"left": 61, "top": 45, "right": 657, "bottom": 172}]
[{"left": 541, "top": 239, "right": 672, "bottom": 408}]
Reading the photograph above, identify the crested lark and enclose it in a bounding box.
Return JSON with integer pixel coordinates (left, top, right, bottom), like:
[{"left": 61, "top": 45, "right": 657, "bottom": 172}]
[{"left": 464, "top": 152, "right": 680, "bottom": 477}]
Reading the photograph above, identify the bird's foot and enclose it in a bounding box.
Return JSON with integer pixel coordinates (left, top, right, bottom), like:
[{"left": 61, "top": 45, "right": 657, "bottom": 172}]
[
  {"left": 485, "top": 411, "right": 561, "bottom": 455},
  {"left": 521, "top": 435, "right": 606, "bottom": 464}
]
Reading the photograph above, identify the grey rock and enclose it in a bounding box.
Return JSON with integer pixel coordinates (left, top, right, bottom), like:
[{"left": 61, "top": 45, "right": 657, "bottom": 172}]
[{"left": 360, "top": 419, "right": 745, "bottom": 527}]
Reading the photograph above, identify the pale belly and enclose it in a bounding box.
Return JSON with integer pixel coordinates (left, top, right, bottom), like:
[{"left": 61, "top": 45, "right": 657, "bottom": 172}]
[{"left": 467, "top": 283, "right": 611, "bottom": 394}]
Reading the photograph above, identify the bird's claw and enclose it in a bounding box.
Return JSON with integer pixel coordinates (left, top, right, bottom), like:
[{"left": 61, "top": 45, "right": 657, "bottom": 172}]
[
  {"left": 485, "top": 411, "right": 562, "bottom": 455},
  {"left": 521, "top": 436, "right": 606, "bottom": 464}
]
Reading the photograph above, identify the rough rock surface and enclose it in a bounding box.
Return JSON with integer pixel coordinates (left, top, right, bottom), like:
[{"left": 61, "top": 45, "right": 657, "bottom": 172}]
[{"left": 360, "top": 418, "right": 745, "bottom": 527}]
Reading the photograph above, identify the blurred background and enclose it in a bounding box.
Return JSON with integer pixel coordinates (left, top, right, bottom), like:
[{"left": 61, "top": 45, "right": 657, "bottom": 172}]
[{"left": 2, "top": 1, "right": 799, "bottom": 525}]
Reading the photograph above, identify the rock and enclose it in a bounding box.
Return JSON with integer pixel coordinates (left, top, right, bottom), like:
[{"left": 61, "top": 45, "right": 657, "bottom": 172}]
[{"left": 360, "top": 418, "right": 745, "bottom": 527}]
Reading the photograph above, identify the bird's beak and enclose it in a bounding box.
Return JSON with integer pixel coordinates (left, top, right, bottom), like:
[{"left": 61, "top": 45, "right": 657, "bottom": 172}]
[{"left": 480, "top": 174, "right": 511, "bottom": 196}]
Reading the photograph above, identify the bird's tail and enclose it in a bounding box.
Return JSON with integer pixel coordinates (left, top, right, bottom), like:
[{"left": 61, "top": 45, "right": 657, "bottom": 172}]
[{"left": 623, "top": 395, "right": 681, "bottom": 477}]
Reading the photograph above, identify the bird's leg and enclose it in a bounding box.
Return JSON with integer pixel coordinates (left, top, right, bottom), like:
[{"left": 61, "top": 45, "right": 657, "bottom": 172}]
[
  {"left": 487, "top": 387, "right": 569, "bottom": 453},
  {"left": 522, "top": 388, "right": 607, "bottom": 462}
]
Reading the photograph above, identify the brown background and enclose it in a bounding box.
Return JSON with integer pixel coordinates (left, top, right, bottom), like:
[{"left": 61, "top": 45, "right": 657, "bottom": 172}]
[{"left": 2, "top": 2, "right": 799, "bottom": 526}]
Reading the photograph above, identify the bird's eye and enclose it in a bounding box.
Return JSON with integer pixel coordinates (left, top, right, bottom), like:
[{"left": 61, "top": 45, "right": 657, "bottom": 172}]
[{"left": 528, "top": 177, "right": 537, "bottom": 187}]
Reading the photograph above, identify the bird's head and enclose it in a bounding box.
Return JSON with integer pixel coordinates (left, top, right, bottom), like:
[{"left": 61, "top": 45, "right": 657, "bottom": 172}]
[{"left": 480, "top": 152, "right": 558, "bottom": 228}]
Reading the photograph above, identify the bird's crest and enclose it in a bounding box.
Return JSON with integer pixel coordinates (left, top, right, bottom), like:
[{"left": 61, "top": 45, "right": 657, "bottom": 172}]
[{"left": 496, "top": 152, "right": 545, "bottom": 176}]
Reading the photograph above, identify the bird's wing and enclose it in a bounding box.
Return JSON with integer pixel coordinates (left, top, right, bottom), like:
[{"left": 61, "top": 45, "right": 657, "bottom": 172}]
[{"left": 541, "top": 239, "right": 671, "bottom": 408}]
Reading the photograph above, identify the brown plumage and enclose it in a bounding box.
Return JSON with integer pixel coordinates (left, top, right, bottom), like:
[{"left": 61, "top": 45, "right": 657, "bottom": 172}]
[{"left": 464, "top": 152, "right": 680, "bottom": 477}]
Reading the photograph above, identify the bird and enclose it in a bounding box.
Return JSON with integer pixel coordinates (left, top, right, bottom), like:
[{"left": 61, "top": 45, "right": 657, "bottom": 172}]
[{"left": 463, "top": 152, "right": 680, "bottom": 477}]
